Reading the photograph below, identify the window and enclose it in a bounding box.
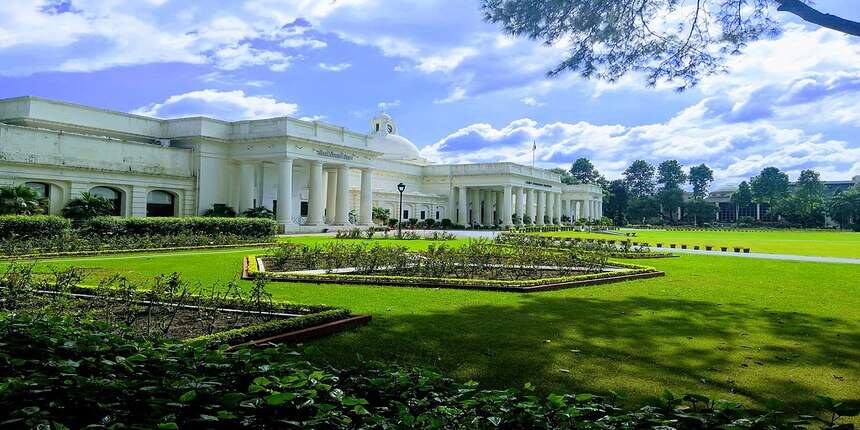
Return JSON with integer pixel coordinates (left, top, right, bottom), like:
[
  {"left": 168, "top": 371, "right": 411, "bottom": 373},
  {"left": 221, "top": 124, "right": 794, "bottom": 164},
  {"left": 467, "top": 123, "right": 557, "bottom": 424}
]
[
  {"left": 420, "top": 210, "right": 426, "bottom": 220},
  {"left": 90, "top": 186, "right": 122, "bottom": 216},
  {"left": 436, "top": 211, "right": 440, "bottom": 220},
  {"left": 300, "top": 201, "right": 309, "bottom": 217},
  {"left": 146, "top": 190, "right": 175, "bottom": 217},
  {"left": 273, "top": 200, "right": 278, "bottom": 217},
  {"left": 24, "top": 182, "right": 49, "bottom": 198},
  {"left": 403, "top": 209, "right": 409, "bottom": 219}
]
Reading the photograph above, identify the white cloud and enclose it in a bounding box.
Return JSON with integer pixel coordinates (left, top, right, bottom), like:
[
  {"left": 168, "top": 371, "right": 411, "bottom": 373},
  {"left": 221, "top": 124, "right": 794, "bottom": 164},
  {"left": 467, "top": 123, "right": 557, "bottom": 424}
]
[
  {"left": 434, "top": 87, "right": 467, "bottom": 104},
  {"left": 318, "top": 62, "right": 352, "bottom": 72},
  {"left": 132, "top": 89, "right": 299, "bottom": 120},
  {"left": 378, "top": 100, "right": 400, "bottom": 110},
  {"left": 211, "top": 43, "right": 292, "bottom": 71},
  {"left": 520, "top": 97, "right": 545, "bottom": 107},
  {"left": 416, "top": 47, "right": 477, "bottom": 73},
  {"left": 281, "top": 38, "right": 327, "bottom": 49}
]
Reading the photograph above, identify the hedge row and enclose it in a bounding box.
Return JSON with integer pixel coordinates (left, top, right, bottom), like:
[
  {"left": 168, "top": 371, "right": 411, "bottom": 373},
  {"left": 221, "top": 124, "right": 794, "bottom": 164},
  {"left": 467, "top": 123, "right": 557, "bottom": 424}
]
[
  {"left": 0, "top": 215, "right": 70, "bottom": 239},
  {"left": 81, "top": 216, "right": 277, "bottom": 238}
]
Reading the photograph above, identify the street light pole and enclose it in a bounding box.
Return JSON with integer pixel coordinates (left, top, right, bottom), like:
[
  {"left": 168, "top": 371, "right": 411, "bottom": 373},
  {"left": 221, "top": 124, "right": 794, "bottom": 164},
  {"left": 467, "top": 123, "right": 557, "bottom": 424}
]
[{"left": 397, "top": 183, "right": 406, "bottom": 238}]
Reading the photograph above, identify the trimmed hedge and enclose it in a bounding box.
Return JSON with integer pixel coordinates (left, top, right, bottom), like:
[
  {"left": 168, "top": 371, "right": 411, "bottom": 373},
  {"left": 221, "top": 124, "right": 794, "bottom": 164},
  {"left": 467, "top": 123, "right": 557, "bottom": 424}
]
[
  {"left": 81, "top": 216, "right": 278, "bottom": 238},
  {"left": 0, "top": 215, "right": 70, "bottom": 239}
]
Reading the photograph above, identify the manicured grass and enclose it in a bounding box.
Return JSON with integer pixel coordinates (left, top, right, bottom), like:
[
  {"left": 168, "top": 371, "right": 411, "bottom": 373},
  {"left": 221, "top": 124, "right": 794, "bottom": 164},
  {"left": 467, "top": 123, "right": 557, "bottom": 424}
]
[
  {"left": 536, "top": 229, "right": 860, "bottom": 259},
  {"left": 9, "top": 238, "right": 860, "bottom": 413}
]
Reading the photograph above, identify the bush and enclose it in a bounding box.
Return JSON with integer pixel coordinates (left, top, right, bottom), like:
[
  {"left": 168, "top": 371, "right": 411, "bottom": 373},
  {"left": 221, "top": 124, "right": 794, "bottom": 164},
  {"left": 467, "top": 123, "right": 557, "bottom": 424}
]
[
  {"left": 1, "top": 313, "right": 850, "bottom": 429},
  {"left": 81, "top": 217, "right": 277, "bottom": 239},
  {"left": 202, "top": 204, "right": 237, "bottom": 217},
  {"left": 440, "top": 218, "right": 453, "bottom": 229},
  {"left": 0, "top": 215, "right": 70, "bottom": 239},
  {"left": 424, "top": 218, "right": 436, "bottom": 228},
  {"left": 241, "top": 206, "right": 275, "bottom": 219},
  {"left": 62, "top": 192, "right": 115, "bottom": 220}
]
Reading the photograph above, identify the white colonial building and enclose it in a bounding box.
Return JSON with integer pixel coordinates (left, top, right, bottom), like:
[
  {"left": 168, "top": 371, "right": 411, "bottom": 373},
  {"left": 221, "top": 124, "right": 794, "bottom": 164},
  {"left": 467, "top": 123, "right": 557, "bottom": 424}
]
[{"left": 0, "top": 96, "right": 603, "bottom": 231}]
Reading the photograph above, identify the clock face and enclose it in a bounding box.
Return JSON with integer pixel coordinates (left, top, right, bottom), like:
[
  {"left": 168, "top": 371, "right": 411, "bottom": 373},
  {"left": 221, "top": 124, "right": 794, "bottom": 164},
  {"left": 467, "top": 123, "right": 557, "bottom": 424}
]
[{"left": 387, "top": 124, "right": 394, "bottom": 133}]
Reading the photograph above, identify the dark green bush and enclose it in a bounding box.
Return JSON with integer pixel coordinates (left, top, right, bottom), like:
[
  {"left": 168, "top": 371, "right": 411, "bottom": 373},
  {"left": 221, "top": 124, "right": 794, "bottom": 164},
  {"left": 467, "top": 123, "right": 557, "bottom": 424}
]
[
  {"left": 82, "top": 217, "right": 277, "bottom": 238},
  {"left": 1, "top": 312, "right": 852, "bottom": 429},
  {"left": 0, "top": 215, "right": 70, "bottom": 239}
]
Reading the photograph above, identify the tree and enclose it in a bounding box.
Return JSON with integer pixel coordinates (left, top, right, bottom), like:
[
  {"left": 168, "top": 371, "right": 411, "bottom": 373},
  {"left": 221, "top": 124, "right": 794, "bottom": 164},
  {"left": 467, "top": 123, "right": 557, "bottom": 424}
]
[
  {"left": 731, "top": 181, "right": 754, "bottom": 219},
  {"left": 750, "top": 167, "right": 790, "bottom": 206},
  {"left": 657, "top": 160, "right": 687, "bottom": 190},
  {"left": 623, "top": 160, "right": 656, "bottom": 198},
  {"left": 0, "top": 184, "right": 48, "bottom": 215},
  {"left": 62, "top": 192, "right": 115, "bottom": 220},
  {"left": 626, "top": 196, "right": 660, "bottom": 224},
  {"left": 482, "top": 0, "right": 860, "bottom": 90},
  {"left": 203, "top": 204, "right": 237, "bottom": 217},
  {"left": 548, "top": 168, "right": 576, "bottom": 185},
  {"left": 373, "top": 207, "right": 391, "bottom": 223},
  {"left": 827, "top": 188, "right": 860, "bottom": 230},
  {"left": 657, "top": 187, "right": 685, "bottom": 221},
  {"left": 569, "top": 158, "right": 601, "bottom": 184},
  {"left": 605, "top": 180, "right": 629, "bottom": 226},
  {"left": 795, "top": 169, "right": 825, "bottom": 204},
  {"left": 684, "top": 199, "right": 718, "bottom": 226},
  {"left": 688, "top": 164, "right": 715, "bottom": 199}
]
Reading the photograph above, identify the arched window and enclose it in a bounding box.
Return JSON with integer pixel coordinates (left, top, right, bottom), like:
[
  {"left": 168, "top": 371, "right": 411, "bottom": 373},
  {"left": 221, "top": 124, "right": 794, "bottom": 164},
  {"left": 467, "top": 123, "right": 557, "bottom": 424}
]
[
  {"left": 24, "top": 182, "right": 49, "bottom": 199},
  {"left": 90, "top": 186, "right": 122, "bottom": 216},
  {"left": 147, "top": 190, "right": 175, "bottom": 217}
]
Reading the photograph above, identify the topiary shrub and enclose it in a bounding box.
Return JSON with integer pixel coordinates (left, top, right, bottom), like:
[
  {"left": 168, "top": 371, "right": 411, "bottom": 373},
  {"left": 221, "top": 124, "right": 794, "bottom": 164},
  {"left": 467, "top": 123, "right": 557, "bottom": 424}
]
[{"left": 0, "top": 215, "right": 70, "bottom": 239}]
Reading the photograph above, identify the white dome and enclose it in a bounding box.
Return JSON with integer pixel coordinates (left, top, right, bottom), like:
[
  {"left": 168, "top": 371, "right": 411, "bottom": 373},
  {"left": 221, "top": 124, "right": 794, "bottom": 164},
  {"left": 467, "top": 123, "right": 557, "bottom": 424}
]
[{"left": 369, "top": 132, "right": 421, "bottom": 160}]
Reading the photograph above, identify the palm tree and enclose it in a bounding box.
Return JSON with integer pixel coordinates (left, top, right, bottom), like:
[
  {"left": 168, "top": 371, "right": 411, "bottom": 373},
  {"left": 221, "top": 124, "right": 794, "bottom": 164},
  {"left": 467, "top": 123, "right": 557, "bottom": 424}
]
[
  {"left": 0, "top": 184, "right": 48, "bottom": 215},
  {"left": 62, "top": 192, "right": 115, "bottom": 220},
  {"left": 827, "top": 189, "right": 860, "bottom": 229}
]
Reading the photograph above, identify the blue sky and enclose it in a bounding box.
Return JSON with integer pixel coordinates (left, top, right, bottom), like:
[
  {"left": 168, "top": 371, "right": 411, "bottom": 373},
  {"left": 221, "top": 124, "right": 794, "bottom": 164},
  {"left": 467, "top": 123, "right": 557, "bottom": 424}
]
[{"left": 1, "top": 0, "right": 859, "bottom": 187}]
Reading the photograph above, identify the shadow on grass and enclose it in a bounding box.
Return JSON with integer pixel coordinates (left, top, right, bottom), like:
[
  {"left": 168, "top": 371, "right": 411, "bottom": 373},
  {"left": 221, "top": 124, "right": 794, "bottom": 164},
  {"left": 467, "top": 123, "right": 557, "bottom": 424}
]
[{"left": 310, "top": 293, "right": 860, "bottom": 411}]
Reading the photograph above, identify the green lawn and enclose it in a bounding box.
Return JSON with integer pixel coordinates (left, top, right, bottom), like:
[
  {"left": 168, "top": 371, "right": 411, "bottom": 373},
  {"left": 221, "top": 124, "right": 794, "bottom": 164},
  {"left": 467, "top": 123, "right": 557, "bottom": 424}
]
[
  {"left": 536, "top": 229, "right": 860, "bottom": 259},
  {"left": 9, "top": 238, "right": 860, "bottom": 413}
]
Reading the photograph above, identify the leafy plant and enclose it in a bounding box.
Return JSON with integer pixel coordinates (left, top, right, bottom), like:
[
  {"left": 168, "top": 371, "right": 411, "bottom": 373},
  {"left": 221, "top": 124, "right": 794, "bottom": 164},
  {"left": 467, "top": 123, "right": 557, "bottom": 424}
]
[
  {"left": 241, "top": 206, "right": 275, "bottom": 219},
  {"left": 62, "top": 192, "right": 115, "bottom": 220},
  {"left": 0, "top": 184, "right": 48, "bottom": 215}
]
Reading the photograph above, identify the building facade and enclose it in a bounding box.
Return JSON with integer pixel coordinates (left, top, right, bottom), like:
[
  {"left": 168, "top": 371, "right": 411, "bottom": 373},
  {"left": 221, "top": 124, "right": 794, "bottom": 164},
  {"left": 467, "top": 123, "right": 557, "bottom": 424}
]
[{"left": 0, "top": 97, "right": 603, "bottom": 231}]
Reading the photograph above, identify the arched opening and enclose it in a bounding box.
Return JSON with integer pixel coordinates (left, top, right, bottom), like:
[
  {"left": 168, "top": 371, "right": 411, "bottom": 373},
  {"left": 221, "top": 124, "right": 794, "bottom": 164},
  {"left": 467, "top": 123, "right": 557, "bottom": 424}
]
[
  {"left": 24, "top": 182, "right": 50, "bottom": 213},
  {"left": 147, "top": 190, "right": 176, "bottom": 217},
  {"left": 90, "top": 186, "right": 123, "bottom": 216}
]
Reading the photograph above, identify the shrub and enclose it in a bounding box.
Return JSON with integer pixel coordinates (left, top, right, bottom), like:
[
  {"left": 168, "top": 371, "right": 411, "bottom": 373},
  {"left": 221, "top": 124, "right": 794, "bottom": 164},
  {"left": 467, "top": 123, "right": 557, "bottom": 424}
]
[
  {"left": 202, "top": 204, "right": 237, "bottom": 217},
  {"left": 440, "top": 218, "right": 453, "bottom": 229},
  {"left": 0, "top": 184, "right": 48, "bottom": 215},
  {"left": 241, "top": 206, "right": 275, "bottom": 219},
  {"left": 62, "top": 192, "right": 115, "bottom": 220},
  {"left": 424, "top": 218, "right": 436, "bottom": 228},
  {"left": 81, "top": 217, "right": 277, "bottom": 239},
  {"left": 0, "top": 215, "right": 70, "bottom": 239}
]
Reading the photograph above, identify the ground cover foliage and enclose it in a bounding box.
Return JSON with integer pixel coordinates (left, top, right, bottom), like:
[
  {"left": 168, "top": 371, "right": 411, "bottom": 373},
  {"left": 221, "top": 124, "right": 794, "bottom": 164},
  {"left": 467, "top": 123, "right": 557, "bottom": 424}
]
[
  {"left": 0, "top": 216, "right": 277, "bottom": 256},
  {"left": 3, "top": 312, "right": 857, "bottom": 429},
  {"left": 4, "top": 237, "right": 859, "bottom": 415},
  {"left": 0, "top": 262, "right": 348, "bottom": 345}
]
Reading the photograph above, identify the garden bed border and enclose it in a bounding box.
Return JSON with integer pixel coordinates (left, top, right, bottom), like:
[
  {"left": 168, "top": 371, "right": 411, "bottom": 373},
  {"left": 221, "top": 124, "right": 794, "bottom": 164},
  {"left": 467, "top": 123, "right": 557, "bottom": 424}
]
[
  {"left": 243, "top": 256, "right": 664, "bottom": 293},
  {"left": 1, "top": 241, "right": 277, "bottom": 260}
]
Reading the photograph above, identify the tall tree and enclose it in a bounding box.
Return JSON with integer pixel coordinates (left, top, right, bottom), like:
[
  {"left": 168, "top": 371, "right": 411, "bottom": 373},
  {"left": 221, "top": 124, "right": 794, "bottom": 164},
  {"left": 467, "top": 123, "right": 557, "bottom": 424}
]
[
  {"left": 731, "top": 181, "right": 754, "bottom": 219},
  {"left": 569, "top": 158, "right": 601, "bottom": 184},
  {"left": 750, "top": 167, "right": 790, "bottom": 206},
  {"left": 605, "top": 179, "right": 629, "bottom": 226},
  {"left": 0, "top": 184, "right": 48, "bottom": 215},
  {"left": 482, "top": 0, "right": 860, "bottom": 89},
  {"left": 827, "top": 188, "right": 860, "bottom": 230},
  {"left": 794, "top": 169, "right": 825, "bottom": 203},
  {"left": 548, "top": 167, "right": 576, "bottom": 185},
  {"left": 657, "top": 160, "right": 687, "bottom": 190},
  {"left": 623, "top": 160, "right": 656, "bottom": 198},
  {"left": 688, "top": 164, "right": 715, "bottom": 199}
]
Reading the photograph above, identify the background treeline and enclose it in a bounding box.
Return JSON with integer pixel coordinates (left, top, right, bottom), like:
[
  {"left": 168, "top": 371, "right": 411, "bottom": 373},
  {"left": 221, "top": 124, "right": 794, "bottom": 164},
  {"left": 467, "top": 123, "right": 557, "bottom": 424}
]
[{"left": 550, "top": 159, "right": 860, "bottom": 230}]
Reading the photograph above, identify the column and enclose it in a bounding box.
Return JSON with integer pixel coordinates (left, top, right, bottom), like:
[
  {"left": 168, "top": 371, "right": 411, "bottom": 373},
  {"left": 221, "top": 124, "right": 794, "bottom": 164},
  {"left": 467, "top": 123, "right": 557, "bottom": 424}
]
[
  {"left": 536, "top": 191, "right": 546, "bottom": 225},
  {"left": 561, "top": 199, "right": 569, "bottom": 224},
  {"left": 256, "top": 163, "right": 265, "bottom": 209},
  {"left": 325, "top": 170, "right": 337, "bottom": 224},
  {"left": 276, "top": 159, "right": 294, "bottom": 225},
  {"left": 756, "top": 203, "right": 761, "bottom": 220},
  {"left": 359, "top": 168, "right": 373, "bottom": 225},
  {"left": 495, "top": 190, "right": 503, "bottom": 225},
  {"left": 458, "top": 186, "right": 468, "bottom": 225},
  {"left": 482, "top": 189, "right": 493, "bottom": 225},
  {"left": 556, "top": 194, "right": 563, "bottom": 223},
  {"left": 447, "top": 186, "right": 456, "bottom": 223},
  {"left": 305, "top": 160, "right": 324, "bottom": 226},
  {"left": 334, "top": 165, "right": 350, "bottom": 225},
  {"left": 515, "top": 187, "right": 525, "bottom": 225},
  {"left": 502, "top": 185, "right": 513, "bottom": 227},
  {"left": 526, "top": 189, "right": 536, "bottom": 224},
  {"left": 583, "top": 200, "right": 590, "bottom": 220},
  {"left": 470, "top": 188, "right": 480, "bottom": 225},
  {"left": 546, "top": 193, "right": 555, "bottom": 224},
  {"left": 239, "top": 161, "right": 255, "bottom": 213}
]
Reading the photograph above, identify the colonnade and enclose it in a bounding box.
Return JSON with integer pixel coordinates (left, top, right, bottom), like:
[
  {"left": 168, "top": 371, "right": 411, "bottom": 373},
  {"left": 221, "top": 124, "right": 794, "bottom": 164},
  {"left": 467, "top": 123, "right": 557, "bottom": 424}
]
[
  {"left": 238, "top": 159, "right": 374, "bottom": 227},
  {"left": 449, "top": 185, "right": 603, "bottom": 227}
]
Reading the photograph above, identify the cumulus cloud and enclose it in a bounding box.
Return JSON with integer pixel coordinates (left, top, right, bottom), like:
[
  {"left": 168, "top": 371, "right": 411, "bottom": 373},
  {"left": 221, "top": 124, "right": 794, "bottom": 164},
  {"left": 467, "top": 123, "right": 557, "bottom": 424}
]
[
  {"left": 132, "top": 89, "right": 300, "bottom": 120},
  {"left": 433, "top": 87, "right": 467, "bottom": 104},
  {"left": 318, "top": 62, "right": 352, "bottom": 72}
]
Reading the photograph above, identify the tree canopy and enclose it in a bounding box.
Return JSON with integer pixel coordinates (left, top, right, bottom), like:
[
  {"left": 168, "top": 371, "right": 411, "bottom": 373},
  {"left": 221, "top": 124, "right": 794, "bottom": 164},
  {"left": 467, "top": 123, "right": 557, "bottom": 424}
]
[
  {"left": 750, "top": 167, "right": 790, "bottom": 205},
  {"left": 657, "top": 160, "right": 687, "bottom": 190},
  {"left": 623, "top": 160, "right": 656, "bottom": 198},
  {"left": 482, "top": 0, "right": 860, "bottom": 89},
  {"left": 689, "top": 164, "right": 715, "bottom": 199},
  {"left": 569, "top": 158, "right": 602, "bottom": 184}
]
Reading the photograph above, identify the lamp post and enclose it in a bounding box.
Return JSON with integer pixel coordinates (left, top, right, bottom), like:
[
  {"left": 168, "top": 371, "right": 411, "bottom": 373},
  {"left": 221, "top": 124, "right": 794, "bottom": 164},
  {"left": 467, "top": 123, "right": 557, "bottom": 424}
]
[{"left": 397, "top": 183, "right": 406, "bottom": 238}]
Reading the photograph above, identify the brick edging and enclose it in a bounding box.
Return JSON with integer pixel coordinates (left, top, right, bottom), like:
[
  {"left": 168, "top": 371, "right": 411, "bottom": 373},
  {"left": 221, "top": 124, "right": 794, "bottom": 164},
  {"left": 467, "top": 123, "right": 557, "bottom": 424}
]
[{"left": 233, "top": 314, "right": 372, "bottom": 348}]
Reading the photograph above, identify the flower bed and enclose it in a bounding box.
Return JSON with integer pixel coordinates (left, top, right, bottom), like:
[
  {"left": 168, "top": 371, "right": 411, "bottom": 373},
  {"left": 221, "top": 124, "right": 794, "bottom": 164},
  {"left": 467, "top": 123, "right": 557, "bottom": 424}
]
[
  {"left": 497, "top": 232, "right": 676, "bottom": 259},
  {"left": 0, "top": 264, "right": 365, "bottom": 346},
  {"left": 245, "top": 241, "right": 663, "bottom": 292}
]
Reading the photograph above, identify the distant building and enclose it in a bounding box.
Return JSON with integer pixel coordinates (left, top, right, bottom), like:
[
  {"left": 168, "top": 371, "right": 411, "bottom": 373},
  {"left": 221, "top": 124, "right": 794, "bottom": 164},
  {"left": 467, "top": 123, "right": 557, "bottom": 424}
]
[{"left": 705, "top": 176, "right": 860, "bottom": 223}]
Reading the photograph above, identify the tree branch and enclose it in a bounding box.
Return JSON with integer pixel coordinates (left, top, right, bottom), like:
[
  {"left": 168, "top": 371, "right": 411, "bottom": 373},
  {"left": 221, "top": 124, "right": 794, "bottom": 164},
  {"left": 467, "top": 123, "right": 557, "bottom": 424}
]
[{"left": 775, "top": 0, "right": 860, "bottom": 37}]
